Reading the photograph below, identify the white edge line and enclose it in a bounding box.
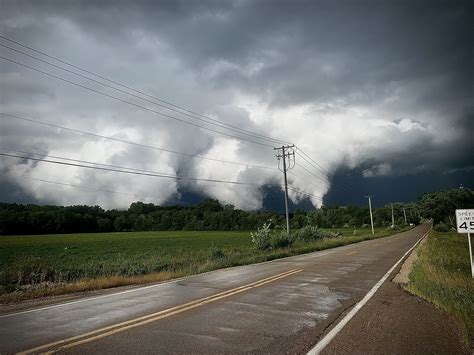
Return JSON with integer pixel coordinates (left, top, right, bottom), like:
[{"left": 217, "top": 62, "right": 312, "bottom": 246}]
[
  {"left": 307, "top": 224, "right": 432, "bottom": 355},
  {"left": 0, "top": 226, "right": 416, "bottom": 319}
]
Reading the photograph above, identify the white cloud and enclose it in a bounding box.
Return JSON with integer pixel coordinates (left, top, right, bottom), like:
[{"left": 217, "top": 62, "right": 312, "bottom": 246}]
[{"left": 0, "top": 1, "right": 471, "bottom": 208}]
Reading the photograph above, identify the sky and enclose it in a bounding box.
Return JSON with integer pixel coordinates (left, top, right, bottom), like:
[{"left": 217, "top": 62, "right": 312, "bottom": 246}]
[{"left": 0, "top": 0, "right": 473, "bottom": 210}]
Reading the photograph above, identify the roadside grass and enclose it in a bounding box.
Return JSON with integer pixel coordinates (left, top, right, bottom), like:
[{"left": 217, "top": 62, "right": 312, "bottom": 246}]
[
  {"left": 1, "top": 226, "right": 407, "bottom": 303},
  {"left": 406, "top": 231, "right": 474, "bottom": 345}
]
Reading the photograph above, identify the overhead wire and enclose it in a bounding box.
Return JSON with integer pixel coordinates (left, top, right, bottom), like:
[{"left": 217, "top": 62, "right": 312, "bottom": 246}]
[
  {"left": 295, "top": 151, "right": 329, "bottom": 180},
  {"left": 0, "top": 36, "right": 290, "bottom": 146},
  {"left": 0, "top": 112, "right": 278, "bottom": 171},
  {"left": 0, "top": 119, "right": 327, "bottom": 204},
  {"left": 287, "top": 170, "right": 324, "bottom": 191},
  {"left": 0, "top": 152, "right": 280, "bottom": 188},
  {"left": 0, "top": 35, "right": 349, "bottom": 206},
  {"left": 0, "top": 37, "right": 342, "bottom": 176},
  {"left": 296, "top": 147, "right": 355, "bottom": 192},
  {"left": 5, "top": 174, "right": 203, "bottom": 205},
  {"left": 295, "top": 150, "right": 354, "bottom": 194},
  {"left": 0, "top": 55, "right": 276, "bottom": 148},
  {"left": 294, "top": 161, "right": 330, "bottom": 185},
  {"left": 296, "top": 147, "right": 332, "bottom": 176},
  {"left": 287, "top": 185, "right": 324, "bottom": 202},
  {"left": 0, "top": 152, "right": 324, "bottom": 202},
  {"left": 0, "top": 147, "right": 174, "bottom": 177},
  {"left": 13, "top": 175, "right": 139, "bottom": 198}
]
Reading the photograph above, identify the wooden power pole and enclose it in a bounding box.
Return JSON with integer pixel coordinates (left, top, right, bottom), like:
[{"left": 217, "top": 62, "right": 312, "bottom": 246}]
[{"left": 274, "top": 145, "right": 295, "bottom": 235}]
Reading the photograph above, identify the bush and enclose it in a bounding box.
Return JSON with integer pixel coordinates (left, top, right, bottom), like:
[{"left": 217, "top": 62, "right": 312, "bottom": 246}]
[
  {"left": 209, "top": 244, "right": 225, "bottom": 261},
  {"left": 251, "top": 224, "right": 296, "bottom": 250},
  {"left": 251, "top": 223, "right": 272, "bottom": 250},
  {"left": 296, "top": 225, "right": 335, "bottom": 242},
  {"left": 434, "top": 223, "right": 451, "bottom": 232},
  {"left": 270, "top": 231, "right": 295, "bottom": 249}
]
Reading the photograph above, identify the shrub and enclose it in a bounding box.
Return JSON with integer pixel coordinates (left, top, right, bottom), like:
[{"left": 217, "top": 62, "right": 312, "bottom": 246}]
[
  {"left": 296, "top": 225, "right": 321, "bottom": 242},
  {"left": 209, "top": 244, "right": 225, "bottom": 261},
  {"left": 270, "top": 231, "right": 295, "bottom": 249},
  {"left": 296, "top": 225, "right": 335, "bottom": 242},
  {"left": 434, "top": 223, "right": 451, "bottom": 232},
  {"left": 251, "top": 223, "right": 272, "bottom": 250}
]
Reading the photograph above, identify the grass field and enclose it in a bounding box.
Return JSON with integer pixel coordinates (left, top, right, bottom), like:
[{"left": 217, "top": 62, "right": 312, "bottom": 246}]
[
  {"left": 406, "top": 231, "right": 474, "bottom": 345},
  {"left": 1, "top": 227, "right": 402, "bottom": 302}
]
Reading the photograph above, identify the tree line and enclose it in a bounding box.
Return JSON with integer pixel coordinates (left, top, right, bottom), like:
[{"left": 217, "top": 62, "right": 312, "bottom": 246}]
[{"left": 0, "top": 188, "right": 472, "bottom": 235}]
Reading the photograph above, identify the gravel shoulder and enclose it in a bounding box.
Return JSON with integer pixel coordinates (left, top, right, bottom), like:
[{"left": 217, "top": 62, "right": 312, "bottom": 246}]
[{"left": 321, "top": 264, "right": 469, "bottom": 354}]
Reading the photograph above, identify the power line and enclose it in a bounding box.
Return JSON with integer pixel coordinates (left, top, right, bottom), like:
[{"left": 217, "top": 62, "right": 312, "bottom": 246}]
[
  {"left": 296, "top": 147, "right": 355, "bottom": 192},
  {"left": 1, "top": 115, "right": 331, "bottom": 204},
  {"left": 296, "top": 147, "right": 332, "bottom": 176},
  {"left": 287, "top": 171, "right": 324, "bottom": 191},
  {"left": 295, "top": 161, "right": 330, "bottom": 185},
  {"left": 295, "top": 150, "right": 354, "bottom": 193},
  {"left": 0, "top": 56, "right": 275, "bottom": 148},
  {"left": 0, "top": 36, "right": 344, "bottom": 204},
  {"left": 1, "top": 151, "right": 324, "bottom": 202},
  {"left": 0, "top": 112, "right": 278, "bottom": 171},
  {"left": 9, "top": 174, "right": 194, "bottom": 205},
  {"left": 0, "top": 36, "right": 290, "bottom": 146},
  {"left": 0, "top": 43, "right": 287, "bottom": 146},
  {"left": 0, "top": 152, "right": 281, "bottom": 188},
  {"left": 0, "top": 38, "right": 344, "bottom": 198},
  {"left": 295, "top": 151, "right": 329, "bottom": 181},
  {"left": 290, "top": 162, "right": 343, "bottom": 204},
  {"left": 0, "top": 147, "right": 175, "bottom": 177},
  {"left": 12, "top": 174, "right": 139, "bottom": 198},
  {"left": 10, "top": 173, "right": 323, "bottom": 206},
  {"left": 287, "top": 185, "right": 324, "bottom": 202}
]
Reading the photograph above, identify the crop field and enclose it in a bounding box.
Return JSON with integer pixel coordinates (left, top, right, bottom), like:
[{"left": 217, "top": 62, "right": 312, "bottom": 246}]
[{"left": 1, "top": 227, "right": 399, "bottom": 302}]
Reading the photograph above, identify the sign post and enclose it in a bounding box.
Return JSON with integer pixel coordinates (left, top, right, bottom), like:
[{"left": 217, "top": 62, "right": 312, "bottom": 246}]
[{"left": 455, "top": 209, "right": 474, "bottom": 278}]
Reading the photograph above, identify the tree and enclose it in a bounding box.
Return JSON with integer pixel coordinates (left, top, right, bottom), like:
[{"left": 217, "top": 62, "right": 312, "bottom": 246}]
[{"left": 418, "top": 188, "right": 474, "bottom": 225}]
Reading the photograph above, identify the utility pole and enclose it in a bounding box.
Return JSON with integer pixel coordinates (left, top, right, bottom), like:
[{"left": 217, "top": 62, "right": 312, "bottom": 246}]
[
  {"left": 403, "top": 207, "right": 407, "bottom": 224},
  {"left": 365, "top": 195, "right": 375, "bottom": 235},
  {"left": 391, "top": 204, "right": 395, "bottom": 228},
  {"left": 274, "top": 144, "right": 295, "bottom": 235}
]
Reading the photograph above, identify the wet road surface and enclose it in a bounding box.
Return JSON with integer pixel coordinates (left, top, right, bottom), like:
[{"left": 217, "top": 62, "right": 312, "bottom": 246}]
[{"left": 0, "top": 224, "right": 431, "bottom": 354}]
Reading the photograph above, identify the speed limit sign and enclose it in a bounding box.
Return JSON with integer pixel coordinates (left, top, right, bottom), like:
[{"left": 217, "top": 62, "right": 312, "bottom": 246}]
[
  {"left": 456, "top": 209, "right": 474, "bottom": 233},
  {"left": 456, "top": 209, "right": 474, "bottom": 278}
]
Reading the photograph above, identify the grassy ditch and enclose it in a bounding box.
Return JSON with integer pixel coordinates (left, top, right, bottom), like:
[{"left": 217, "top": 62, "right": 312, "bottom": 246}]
[
  {"left": 1, "top": 226, "right": 406, "bottom": 303},
  {"left": 406, "top": 231, "right": 474, "bottom": 345}
]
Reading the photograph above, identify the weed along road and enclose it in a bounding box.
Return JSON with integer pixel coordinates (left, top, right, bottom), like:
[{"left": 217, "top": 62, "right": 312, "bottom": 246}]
[{"left": 0, "top": 224, "right": 431, "bottom": 354}]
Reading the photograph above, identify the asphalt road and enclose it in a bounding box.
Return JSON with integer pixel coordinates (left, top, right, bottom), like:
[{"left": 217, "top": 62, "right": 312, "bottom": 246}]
[{"left": 0, "top": 224, "right": 431, "bottom": 354}]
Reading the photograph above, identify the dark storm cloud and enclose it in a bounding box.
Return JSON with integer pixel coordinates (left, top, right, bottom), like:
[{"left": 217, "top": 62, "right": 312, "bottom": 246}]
[{"left": 0, "top": 0, "right": 472, "bottom": 208}]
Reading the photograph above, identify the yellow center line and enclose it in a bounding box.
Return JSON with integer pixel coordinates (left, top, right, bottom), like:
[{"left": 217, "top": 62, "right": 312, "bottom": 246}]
[
  {"left": 346, "top": 251, "right": 357, "bottom": 255},
  {"left": 18, "top": 268, "right": 303, "bottom": 355}
]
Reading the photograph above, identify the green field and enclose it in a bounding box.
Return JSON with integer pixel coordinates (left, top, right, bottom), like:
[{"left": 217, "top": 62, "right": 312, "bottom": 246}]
[
  {"left": 1, "top": 227, "right": 400, "bottom": 302},
  {"left": 407, "top": 231, "right": 474, "bottom": 345}
]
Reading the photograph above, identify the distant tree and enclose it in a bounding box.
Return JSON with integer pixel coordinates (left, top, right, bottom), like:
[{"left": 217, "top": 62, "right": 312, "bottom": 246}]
[
  {"left": 97, "top": 218, "right": 113, "bottom": 232},
  {"left": 418, "top": 188, "right": 474, "bottom": 225},
  {"left": 197, "top": 199, "right": 224, "bottom": 213},
  {"left": 2, "top": 187, "right": 471, "bottom": 235}
]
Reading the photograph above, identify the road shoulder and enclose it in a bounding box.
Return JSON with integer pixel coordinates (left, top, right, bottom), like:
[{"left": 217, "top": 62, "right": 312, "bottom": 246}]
[{"left": 320, "top": 269, "right": 469, "bottom": 354}]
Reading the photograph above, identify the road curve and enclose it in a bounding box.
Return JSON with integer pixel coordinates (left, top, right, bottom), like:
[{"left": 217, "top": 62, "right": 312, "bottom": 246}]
[{"left": 0, "top": 224, "right": 431, "bottom": 354}]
